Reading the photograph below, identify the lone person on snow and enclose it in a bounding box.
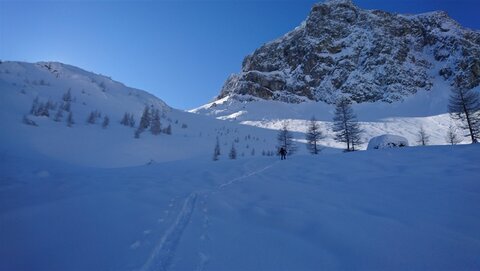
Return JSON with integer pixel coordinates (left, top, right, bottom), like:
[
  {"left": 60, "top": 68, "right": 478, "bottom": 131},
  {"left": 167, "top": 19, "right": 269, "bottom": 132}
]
[{"left": 279, "top": 147, "right": 287, "bottom": 160}]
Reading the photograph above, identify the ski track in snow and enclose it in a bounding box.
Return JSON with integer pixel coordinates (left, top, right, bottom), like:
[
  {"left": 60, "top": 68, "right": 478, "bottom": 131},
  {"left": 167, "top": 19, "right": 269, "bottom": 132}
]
[
  {"left": 138, "top": 161, "right": 278, "bottom": 271},
  {"left": 139, "top": 193, "right": 198, "bottom": 271},
  {"left": 217, "top": 163, "right": 277, "bottom": 190}
]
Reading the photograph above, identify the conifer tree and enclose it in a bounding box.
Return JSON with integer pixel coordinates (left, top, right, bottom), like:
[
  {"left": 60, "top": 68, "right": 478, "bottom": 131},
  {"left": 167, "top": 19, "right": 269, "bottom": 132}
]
[
  {"left": 277, "top": 121, "right": 296, "bottom": 155},
  {"left": 332, "top": 98, "right": 363, "bottom": 151},
  {"left": 62, "top": 89, "right": 72, "bottom": 102},
  {"left": 229, "top": 143, "right": 237, "bottom": 160},
  {"left": 102, "top": 116, "right": 110, "bottom": 128},
  {"left": 150, "top": 109, "right": 161, "bottom": 135},
  {"left": 135, "top": 106, "right": 151, "bottom": 138},
  {"left": 164, "top": 124, "right": 172, "bottom": 135},
  {"left": 448, "top": 87, "right": 480, "bottom": 143},
  {"left": 305, "top": 116, "right": 325, "bottom": 154},
  {"left": 67, "top": 112, "right": 74, "bottom": 127},
  {"left": 30, "top": 97, "right": 39, "bottom": 115},
  {"left": 213, "top": 137, "right": 221, "bottom": 161},
  {"left": 53, "top": 107, "right": 63, "bottom": 122}
]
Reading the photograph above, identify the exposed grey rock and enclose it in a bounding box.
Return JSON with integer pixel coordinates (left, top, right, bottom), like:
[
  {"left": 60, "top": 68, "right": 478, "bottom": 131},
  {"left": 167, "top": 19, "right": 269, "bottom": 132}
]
[{"left": 218, "top": 0, "right": 480, "bottom": 104}]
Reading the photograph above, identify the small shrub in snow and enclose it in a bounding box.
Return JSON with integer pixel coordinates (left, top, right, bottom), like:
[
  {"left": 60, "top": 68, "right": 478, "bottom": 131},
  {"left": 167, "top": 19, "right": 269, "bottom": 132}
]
[{"left": 181, "top": 123, "right": 188, "bottom": 129}]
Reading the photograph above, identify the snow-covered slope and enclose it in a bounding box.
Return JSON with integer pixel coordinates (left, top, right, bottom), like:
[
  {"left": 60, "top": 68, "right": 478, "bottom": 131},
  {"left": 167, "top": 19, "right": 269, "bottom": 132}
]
[
  {"left": 1, "top": 62, "right": 479, "bottom": 271},
  {"left": 0, "top": 61, "right": 283, "bottom": 167},
  {"left": 1, "top": 143, "right": 479, "bottom": 270},
  {"left": 191, "top": 0, "right": 480, "bottom": 148}
]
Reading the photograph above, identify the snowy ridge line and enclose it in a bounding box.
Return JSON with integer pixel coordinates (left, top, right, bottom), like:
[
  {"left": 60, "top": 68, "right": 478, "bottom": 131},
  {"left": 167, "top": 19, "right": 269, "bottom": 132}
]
[
  {"left": 139, "top": 192, "right": 198, "bottom": 271},
  {"left": 217, "top": 162, "right": 278, "bottom": 190}
]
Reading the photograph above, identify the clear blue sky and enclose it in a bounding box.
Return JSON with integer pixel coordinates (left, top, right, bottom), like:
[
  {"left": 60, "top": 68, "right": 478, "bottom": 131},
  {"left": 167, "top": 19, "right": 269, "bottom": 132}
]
[{"left": 1, "top": 0, "right": 479, "bottom": 109}]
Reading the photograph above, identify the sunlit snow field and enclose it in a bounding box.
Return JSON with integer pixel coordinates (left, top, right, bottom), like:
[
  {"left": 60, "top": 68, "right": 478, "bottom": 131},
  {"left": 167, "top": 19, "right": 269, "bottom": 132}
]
[{"left": 1, "top": 145, "right": 479, "bottom": 270}]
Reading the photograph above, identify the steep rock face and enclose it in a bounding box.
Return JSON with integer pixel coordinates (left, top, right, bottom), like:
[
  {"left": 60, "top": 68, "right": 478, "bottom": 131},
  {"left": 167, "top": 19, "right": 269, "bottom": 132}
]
[{"left": 218, "top": 0, "right": 480, "bottom": 104}]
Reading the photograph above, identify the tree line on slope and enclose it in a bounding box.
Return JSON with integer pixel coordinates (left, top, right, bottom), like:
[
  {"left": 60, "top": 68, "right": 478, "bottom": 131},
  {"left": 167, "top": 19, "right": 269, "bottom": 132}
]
[
  {"left": 233, "top": 86, "right": 480, "bottom": 160},
  {"left": 23, "top": 90, "right": 178, "bottom": 137}
]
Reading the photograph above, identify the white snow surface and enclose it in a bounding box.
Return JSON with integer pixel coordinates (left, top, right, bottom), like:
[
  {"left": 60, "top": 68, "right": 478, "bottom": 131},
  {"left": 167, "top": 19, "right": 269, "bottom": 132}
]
[
  {"left": 367, "top": 134, "right": 409, "bottom": 150},
  {"left": 1, "top": 144, "right": 479, "bottom": 270},
  {"left": 1, "top": 61, "right": 480, "bottom": 270}
]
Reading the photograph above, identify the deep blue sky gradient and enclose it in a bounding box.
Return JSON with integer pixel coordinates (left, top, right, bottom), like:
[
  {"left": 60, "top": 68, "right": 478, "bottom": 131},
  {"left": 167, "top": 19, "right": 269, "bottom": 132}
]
[{"left": 1, "top": 0, "right": 479, "bottom": 109}]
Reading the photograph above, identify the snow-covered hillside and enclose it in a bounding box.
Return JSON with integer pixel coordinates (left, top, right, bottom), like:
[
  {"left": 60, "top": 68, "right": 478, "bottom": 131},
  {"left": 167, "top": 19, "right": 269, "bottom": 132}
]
[
  {"left": 0, "top": 61, "right": 285, "bottom": 167},
  {"left": 1, "top": 143, "right": 479, "bottom": 270},
  {"left": 1, "top": 61, "right": 479, "bottom": 270},
  {"left": 191, "top": 59, "right": 478, "bottom": 148},
  {"left": 191, "top": 0, "right": 480, "bottom": 149}
]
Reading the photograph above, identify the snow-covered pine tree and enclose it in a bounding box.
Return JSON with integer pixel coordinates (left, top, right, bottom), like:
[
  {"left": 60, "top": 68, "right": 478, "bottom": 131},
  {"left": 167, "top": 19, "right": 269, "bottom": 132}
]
[
  {"left": 150, "top": 109, "right": 161, "bottom": 135},
  {"left": 53, "top": 107, "right": 63, "bottom": 122},
  {"left": 62, "top": 101, "right": 71, "bottom": 112},
  {"left": 229, "top": 144, "right": 237, "bottom": 160},
  {"left": 332, "top": 98, "right": 363, "bottom": 151},
  {"left": 86, "top": 110, "right": 100, "bottom": 124},
  {"left": 66, "top": 112, "right": 74, "bottom": 127},
  {"left": 102, "top": 116, "right": 110, "bottom": 128},
  {"left": 135, "top": 106, "right": 151, "bottom": 137},
  {"left": 29, "top": 97, "right": 39, "bottom": 115},
  {"left": 62, "top": 89, "right": 72, "bottom": 102},
  {"left": 448, "top": 87, "right": 480, "bottom": 143},
  {"left": 213, "top": 137, "right": 221, "bottom": 161},
  {"left": 128, "top": 114, "right": 135, "bottom": 127},
  {"left": 45, "top": 100, "right": 56, "bottom": 111},
  {"left": 163, "top": 124, "right": 172, "bottom": 135},
  {"left": 35, "top": 102, "right": 50, "bottom": 117},
  {"left": 120, "top": 113, "right": 129, "bottom": 126},
  {"left": 305, "top": 116, "right": 325, "bottom": 154},
  {"left": 416, "top": 126, "right": 430, "bottom": 146},
  {"left": 277, "top": 121, "right": 296, "bottom": 155},
  {"left": 445, "top": 123, "right": 461, "bottom": 145}
]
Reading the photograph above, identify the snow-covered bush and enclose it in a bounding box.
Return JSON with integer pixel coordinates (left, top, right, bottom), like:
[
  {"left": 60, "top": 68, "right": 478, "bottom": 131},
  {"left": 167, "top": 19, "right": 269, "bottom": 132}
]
[{"left": 367, "top": 134, "right": 409, "bottom": 150}]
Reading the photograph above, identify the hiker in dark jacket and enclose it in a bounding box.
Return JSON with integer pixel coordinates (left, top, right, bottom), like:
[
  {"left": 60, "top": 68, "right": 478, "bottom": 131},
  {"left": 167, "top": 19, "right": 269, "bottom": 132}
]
[{"left": 279, "top": 147, "right": 287, "bottom": 160}]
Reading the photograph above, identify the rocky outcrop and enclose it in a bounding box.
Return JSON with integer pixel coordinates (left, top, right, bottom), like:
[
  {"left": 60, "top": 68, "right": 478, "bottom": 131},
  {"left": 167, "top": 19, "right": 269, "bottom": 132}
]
[{"left": 218, "top": 0, "right": 480, "bottom": 104}]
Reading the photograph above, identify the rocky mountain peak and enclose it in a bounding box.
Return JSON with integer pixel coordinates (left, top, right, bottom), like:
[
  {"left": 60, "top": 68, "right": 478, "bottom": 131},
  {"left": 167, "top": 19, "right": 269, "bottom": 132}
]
[{"left": 217, "top": 1, "right": 480, "bottom": 104}]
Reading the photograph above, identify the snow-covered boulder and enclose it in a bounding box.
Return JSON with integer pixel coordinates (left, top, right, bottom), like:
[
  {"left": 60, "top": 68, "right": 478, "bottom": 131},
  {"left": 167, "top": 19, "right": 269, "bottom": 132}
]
[{"left": 367, "top": 134, "right": 409, "bottom": 150}]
